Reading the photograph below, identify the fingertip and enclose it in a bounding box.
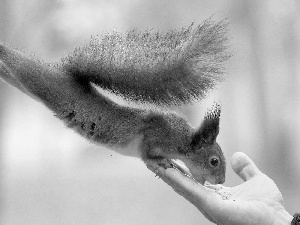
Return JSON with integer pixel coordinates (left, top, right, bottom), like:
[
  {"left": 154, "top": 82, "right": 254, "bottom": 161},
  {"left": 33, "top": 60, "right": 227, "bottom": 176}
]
[
  {"left": 230, "top": 152, "right": 248, "bottom": 172},
  {"left": 231, "top": 152, "right": 262, "bottom": 181}
]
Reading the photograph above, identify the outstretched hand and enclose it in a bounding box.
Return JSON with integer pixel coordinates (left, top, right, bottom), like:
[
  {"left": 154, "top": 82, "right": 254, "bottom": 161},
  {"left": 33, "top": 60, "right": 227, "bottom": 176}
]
[{"left": 147, "top": 152, "right": 293, "bottom": 225}]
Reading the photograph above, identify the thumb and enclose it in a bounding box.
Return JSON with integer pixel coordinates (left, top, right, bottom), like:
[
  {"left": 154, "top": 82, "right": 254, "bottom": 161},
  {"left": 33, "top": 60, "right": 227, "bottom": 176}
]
[{"left": 231, "top": 152, "right": 262, "bottom": 181}]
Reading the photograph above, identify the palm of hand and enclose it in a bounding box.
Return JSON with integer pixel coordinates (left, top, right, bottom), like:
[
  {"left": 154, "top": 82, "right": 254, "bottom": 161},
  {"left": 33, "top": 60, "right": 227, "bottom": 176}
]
[
  {"left": 209, "top": 174, "right": 284, "bottom": 225},
  {"left": 148, "top": 152, "right": 292, "bottom": 225}
]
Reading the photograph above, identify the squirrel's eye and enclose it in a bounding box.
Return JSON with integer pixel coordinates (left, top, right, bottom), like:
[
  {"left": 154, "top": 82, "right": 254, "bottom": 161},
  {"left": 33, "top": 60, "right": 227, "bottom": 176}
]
[{"left": 209, "top": 157, "right": 219, "bottom": 167}]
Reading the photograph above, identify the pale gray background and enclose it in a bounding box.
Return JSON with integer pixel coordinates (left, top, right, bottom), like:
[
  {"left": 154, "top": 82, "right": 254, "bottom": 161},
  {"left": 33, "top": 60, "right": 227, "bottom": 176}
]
[{"left": 0, "top": 0, "right": 299, "bottom": 224}]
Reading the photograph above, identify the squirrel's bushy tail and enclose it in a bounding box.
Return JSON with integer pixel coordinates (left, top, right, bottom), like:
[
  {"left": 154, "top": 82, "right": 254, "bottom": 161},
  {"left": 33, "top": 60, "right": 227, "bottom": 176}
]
[{"left": 61, "top": 19, "right": 231, "bottom": 106}]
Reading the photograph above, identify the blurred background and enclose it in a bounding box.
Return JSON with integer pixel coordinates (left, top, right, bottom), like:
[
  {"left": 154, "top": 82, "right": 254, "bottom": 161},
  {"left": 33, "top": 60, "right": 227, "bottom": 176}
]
[{"left": 0, "top": 0, "right": 299, "bottom": 224}]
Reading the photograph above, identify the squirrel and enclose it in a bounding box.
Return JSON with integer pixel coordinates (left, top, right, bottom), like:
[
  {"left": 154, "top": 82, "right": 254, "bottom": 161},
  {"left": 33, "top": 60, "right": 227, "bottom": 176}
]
[{"left": 0, "top": 19, "right": 230, "bottom": 185}]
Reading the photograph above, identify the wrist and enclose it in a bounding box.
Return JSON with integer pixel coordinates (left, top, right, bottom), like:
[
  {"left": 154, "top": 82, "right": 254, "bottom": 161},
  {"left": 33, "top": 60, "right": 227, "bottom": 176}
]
[{"left": 273, "top": 209, "right": 293, "bottom": 225}]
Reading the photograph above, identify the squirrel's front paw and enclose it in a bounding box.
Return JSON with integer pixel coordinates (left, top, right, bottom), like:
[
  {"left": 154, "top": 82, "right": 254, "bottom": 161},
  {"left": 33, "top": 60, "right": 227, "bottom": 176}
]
[
  {"left": 145, "top": 158, "right": 173, "bottom": 170},
  {"left": 157, "top": 158, "right": 173, "bottom": 169}
]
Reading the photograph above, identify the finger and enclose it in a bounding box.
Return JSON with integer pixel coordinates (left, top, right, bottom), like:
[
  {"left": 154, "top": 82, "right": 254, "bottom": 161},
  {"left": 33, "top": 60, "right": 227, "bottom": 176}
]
[
  {"left": 147, "top": 164, "right": 213, "bottom": 199},
  {"left": 164, "top": 167, "right": 205, "bottom": 194},
  {"left": 163, "top": 167, "right": 226, "bottom": 209},
  {"left": 147, "top": 164, "right": 197, "bottom": 193},
  {"left": 147, "top": 165, "right": 221, "bottom": 223},
  {"left": 205, "top": 183, "right": 225, "bottom": 189},
  {"left": 231, "top": 152, "right": 262, "bottom": 181},
  {"left": 163, "top": 168, "right": 220, "bottom": 222}
]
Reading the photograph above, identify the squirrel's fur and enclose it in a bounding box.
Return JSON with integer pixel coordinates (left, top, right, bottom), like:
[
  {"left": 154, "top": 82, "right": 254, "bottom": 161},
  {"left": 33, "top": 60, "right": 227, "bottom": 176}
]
[
  {"left": 0, "top": 19, "right": 229, "bottom": 184},
  {"left": 61, "top": 19, "right": 230, "bottom": 106}
]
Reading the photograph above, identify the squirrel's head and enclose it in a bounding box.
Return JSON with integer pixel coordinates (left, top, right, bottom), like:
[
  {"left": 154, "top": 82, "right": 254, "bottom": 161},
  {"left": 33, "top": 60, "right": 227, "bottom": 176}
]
[{"left": 176, "top": 104, "right": 226, "bottom": 184}]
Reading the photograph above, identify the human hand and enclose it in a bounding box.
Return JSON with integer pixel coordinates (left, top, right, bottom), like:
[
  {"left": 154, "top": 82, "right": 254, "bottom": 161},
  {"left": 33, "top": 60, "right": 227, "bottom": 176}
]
[{"left": 147, "top": 152, "right": 293, "bottom": 225}]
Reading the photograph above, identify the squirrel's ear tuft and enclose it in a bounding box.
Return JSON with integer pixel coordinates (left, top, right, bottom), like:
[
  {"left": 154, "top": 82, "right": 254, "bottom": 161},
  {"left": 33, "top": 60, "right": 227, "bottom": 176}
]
[{"left": 191, "top": 103, "right": 221, "bottom": 147}]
